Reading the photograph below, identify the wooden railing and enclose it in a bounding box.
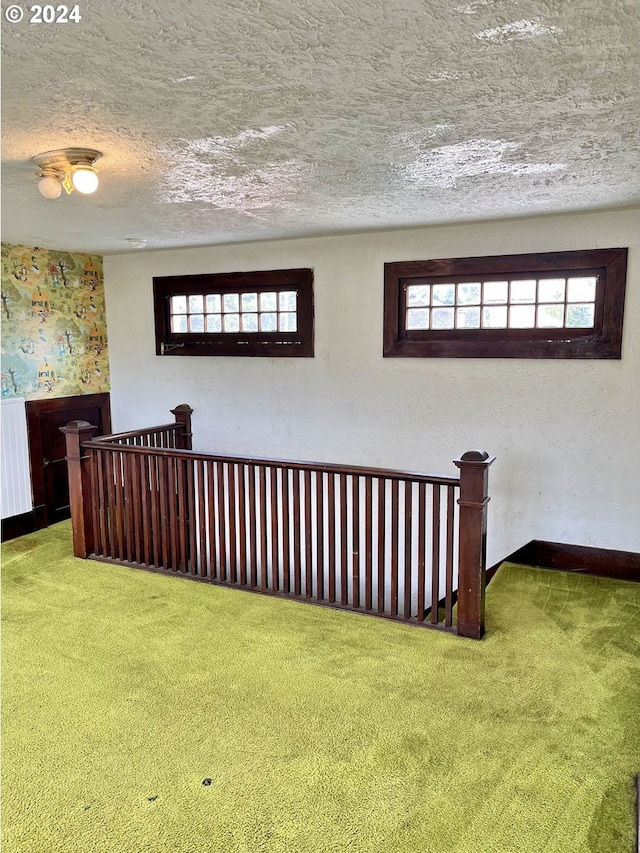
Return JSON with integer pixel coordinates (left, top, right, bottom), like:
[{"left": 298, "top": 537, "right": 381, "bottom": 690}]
[{"left": 62, "top": 405, "right": 494, "bottom": 639}]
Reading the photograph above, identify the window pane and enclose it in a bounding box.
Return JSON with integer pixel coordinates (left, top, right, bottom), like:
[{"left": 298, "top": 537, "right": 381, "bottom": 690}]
[
  {"left": 260, "top": 313, "right": 277, "bottom": 331},
  {"left": 241, "top": 293, "right": 258, "bottom": 312},
  {"left": 432, "top": 285, "right": 455, "bottom": 306},
  {"left": 206, "top": 294, "right": 221, "bottom": 313},
  {"left": 241, "top": 313, "right": 258, "bottom": 332},
  {"left": 432, "top": 308, "right": 455, "bottom": 329},
  {"left": 537, "top": 304, "right": 565, "bottom": 328},
  {"left": 510, "top": 280, "right": 536, "bottom": 304},
  {"left": 279, "top": 312, "right": 297, "bottom": 332},
  {"left": 566, "top": 303, "right": 595, "bottom": 328},
  {"left": 457, "top": 283, "right": 481, "bottom": 305},
  {"left": 260, "top": 292, "right": 277, "bottom": 312},
  {"left": 223, "top": 293, "right": 239, "bottom": 313},
  {"left": 509, "top": 305, "right": 536, "bottom": 327},
  {"left": 406, "top": 308, "right": 430, "bottom": 329},
  {"left": 483, "top": 281, "right": 508, "bottom": 304},
  {"left": 171, "top": 315, "right": 188, "bottom": 333},
  {"left": 383, "top": 249, "right": 626, "bottom": 359},
  {"left": 482, "top": 306, "right": 507, "bottom": 328},
  {"left": 171, "top": 295, "right": 187, "bottom": 314},
  {"left": 223, "top": 314, "right": 240, "bottom": 332},
  {"left": 537, "top": 279, "right": 565, "bottom": 303},
  {"left": 154, "top": 266, "right": 314, "bottom": 357},
  {"left": 188, "top": 294, "right": 203, "bottom": 314},
  {"left": 279, "top": 291, "right": 297, "bottom": 311},
  {"left": 407, "top": 285, "right": 430, "bottom": 307},
  {"left": 567, "top": 277, "right": 596, "bottom": 303},
  {"left": 456, "top": 307, "right": 480, "bottom": 328}
]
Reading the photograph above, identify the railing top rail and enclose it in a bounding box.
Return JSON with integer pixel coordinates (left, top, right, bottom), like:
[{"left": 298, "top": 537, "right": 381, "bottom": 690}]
[
  {"left": 81, "top": 439, "right": 460, "bottom": 486},
  {"left": 92, "top": 423, "right": 182, "bottom": 444}
]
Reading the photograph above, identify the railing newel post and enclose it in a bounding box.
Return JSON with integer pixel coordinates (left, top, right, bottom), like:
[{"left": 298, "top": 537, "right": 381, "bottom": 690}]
[
  {"left": 61, "top": 420, "right": 100, "bottom": 558},
  {"left": 453, "top": 450, "right": 495, "bottom": 640},
  {"left": 171, "top": 404, "right": 193, "bottom": 450}
]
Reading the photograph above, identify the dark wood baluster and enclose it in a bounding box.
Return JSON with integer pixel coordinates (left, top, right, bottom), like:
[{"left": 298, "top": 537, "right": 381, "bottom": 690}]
[
  {"left": 187, "top": 458, "right": 197, "bottom": 574},
  {"left": 390, "top": 479, "right": 399, "bottom": 617},
  {"left": 139, "top": 454, "right": 151, "bottom": 566},
  {"left": 352, "top": 475, "right": 360, "bottom": 610},
  {"left": 227, "top": 463, "right": 237, "bottom": 583},
  {"left": 365, "top": 476, "right": 373, "bottom": 612},
  {"left": 417, "top": 482, "right": 426, "bottom": 622},
  {"left": 131, "top": 453, "right": 143, "bottom": 564},
  {"left": 270, "top": 467, "right": 279, "bottom": 592},
  {"left": 445, "top": 484, "right": 455, "bottom": 627},
  {"left": 217, "top": 461, "right": 227, "bottom": 582},
  {"left": 197, "top": 460, "right": 207, "bottom": 578},
  {"left": 103, "top": 450, "right": 115, "bottom": 558},
  {"left": 292, "top": 469, "right": 301, "bottom": 596},
  {"left": 158, "top": 455, "right": 169, "bottom": 569},
  {"left": 377, "top": 479, "right": 386, "bottom": 614},
  {"left": 316, "top": 471, "right": 325, "bottom": 601},
  {"left": 340, "top": 473, "right": 348, "bottom": 606},
  {"left": 94, "top": 450, "right": 106, "bottom": 556},
  {"left": 431, "top": 485, "right": 441, "bottom": 624},
  {"left": 113, "top": 451, "right": 125, "bottom": 561},
  {"left": 151, "top": 456, "right": 161, "bottom": 568},
  {"left": 88, "top": 451, "right": 100, "bottom": 557},
  {"left": 327, "top": 473, "right": 336, "bottom": 603},
  {"left": 125, "top": 453, "right": 136, "bottom": 562},
  {"left": 96, "top": 448, "right": 110, "bottom": 557},
  {"left": 304, "top": 470, "right": 312, "bottom": 598},
  {"left": 248, "top": 465, "right": 258, "bottom": 588},
  {"left": 281, "top": 467, "right": 290, "bottom": 594},
  {"left": 238, "top": 464, "right": 247, "bottom": 586},
  {"left": 177, "top": 457, "right": 188, "bottom": 572},
  {"left": 207, "top": 461, "right": 217, "bottom": 580},
  {"left": 167, "top": 457, "right": 180, "bottom": 572},
  {"left": 404, "top": 480, "right": 413, "bottom": 620},
  {"left": 259, "top": 466, "right": 268, "bottom": 589},
  {"left": 122, "top": 452, "right": 131, "bottom": 562}
]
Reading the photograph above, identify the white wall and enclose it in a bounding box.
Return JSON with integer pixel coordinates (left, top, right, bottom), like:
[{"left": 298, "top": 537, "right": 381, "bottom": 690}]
[{"left": 104, "top": 209, "right": 640, "bottom": 564}]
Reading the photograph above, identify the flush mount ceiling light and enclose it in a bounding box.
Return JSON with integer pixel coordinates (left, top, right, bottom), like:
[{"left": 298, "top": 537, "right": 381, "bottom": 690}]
[{"left": 32, "top": 148, "right": 102, "bottom": 199}]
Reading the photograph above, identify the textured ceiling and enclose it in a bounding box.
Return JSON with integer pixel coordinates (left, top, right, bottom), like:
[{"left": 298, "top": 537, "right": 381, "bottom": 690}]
[{"left": 1, "top": 0, "right": 639, "bottom": 254}]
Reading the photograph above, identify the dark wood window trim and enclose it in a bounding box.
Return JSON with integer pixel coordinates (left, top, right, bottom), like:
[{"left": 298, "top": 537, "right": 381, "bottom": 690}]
[
  {"left": 383, "top": 248, "right": 628, "bottom": 359},
  {"left": 153, "top": 268, "right": 314, "bottom": 357}
]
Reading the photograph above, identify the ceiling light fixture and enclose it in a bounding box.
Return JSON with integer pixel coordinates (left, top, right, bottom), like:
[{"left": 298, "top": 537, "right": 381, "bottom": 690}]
[{"left": 32, "top": 148, "right": 102, "bottom": 199}]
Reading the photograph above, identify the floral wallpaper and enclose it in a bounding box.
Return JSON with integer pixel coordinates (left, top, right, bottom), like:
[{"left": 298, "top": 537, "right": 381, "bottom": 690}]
[{"left": 1, "top": 243, "right": 110, "bottom": 400}]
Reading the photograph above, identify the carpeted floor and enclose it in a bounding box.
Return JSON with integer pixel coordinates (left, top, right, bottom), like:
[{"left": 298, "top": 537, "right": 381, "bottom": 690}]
[{"left": 2, "top": 521, "right": 639, "bottom": 853}]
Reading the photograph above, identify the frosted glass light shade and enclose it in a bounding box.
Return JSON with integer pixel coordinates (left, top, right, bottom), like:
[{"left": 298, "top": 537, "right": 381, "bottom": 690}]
[
  {"left": 71, "top": 168, "right": 99, "bottom": 194},
  {"left": 38, "top": 175, "right": 62, "bottom": 199}
]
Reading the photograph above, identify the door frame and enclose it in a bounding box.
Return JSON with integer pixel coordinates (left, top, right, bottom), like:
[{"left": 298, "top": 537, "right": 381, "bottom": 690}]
[{"left": 26, "top": 392, "right": 111, "bottom": 530}]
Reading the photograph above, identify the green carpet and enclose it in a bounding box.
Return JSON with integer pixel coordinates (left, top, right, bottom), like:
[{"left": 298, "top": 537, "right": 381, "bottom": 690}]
[{"left": 2, "top": 522, "right": 639, "bottom": 853}]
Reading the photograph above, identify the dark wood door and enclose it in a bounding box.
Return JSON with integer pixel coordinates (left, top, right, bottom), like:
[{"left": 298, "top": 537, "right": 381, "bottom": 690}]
[{"left": 26, "top": 393, "right": 111, "bottom": 528}]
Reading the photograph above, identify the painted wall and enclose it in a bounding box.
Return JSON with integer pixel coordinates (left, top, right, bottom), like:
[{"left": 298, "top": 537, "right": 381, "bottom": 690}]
[
  {"left": 1, "top": 244, "right": 110, "bottom": 400},
  {"left": 104, "top": 209, "right": 640, "bottom": 563}
]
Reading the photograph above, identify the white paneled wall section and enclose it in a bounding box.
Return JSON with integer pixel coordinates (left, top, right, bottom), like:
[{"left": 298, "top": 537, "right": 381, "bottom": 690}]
[{"left": 1, "top": 398, "right": 32, "bottom": 519}]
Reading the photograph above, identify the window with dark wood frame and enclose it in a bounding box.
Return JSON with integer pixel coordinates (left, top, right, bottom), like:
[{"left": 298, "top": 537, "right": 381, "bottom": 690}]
[
  {"left": 154, "top": 268, "right": 314, "bottom": 357},
  {"left": 383, "top": 248, "right": 628, "bottom": 359}
]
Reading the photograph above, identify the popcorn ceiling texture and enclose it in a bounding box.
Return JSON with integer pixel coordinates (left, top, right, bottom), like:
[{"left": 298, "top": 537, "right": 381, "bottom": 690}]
[{"left": 1, "top": 0, "right": 638, "bottom": 253}]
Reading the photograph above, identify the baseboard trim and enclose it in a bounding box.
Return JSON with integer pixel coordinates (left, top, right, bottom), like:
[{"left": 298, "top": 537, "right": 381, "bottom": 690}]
[
  {"left": 1, "top": 511, "right": 36, "bottom": 542},
  {"left": 505, "top": 540, "right": 640, "bottom": 583}
]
